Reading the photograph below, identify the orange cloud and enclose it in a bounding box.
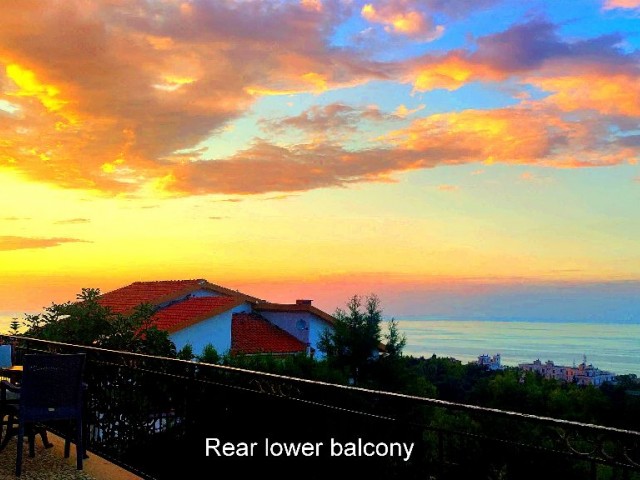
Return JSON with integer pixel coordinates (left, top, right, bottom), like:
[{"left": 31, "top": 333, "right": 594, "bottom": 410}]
[
  {"left": 383, "top": 105, "right": 637, "bottom": 169},
  {"left": 393, "top": 103, "right": 425, "bottom": 118},
  {"left": 301, "top": 0, "right": 323, "bottom": 12},
  {"left": 0, "top": 0, "right": 389, "bottom": 194},
  {"left": 164, "top": 140, "right": 411, "bottom": 194},
  {"left": 385, "top": 107, "right": 552, "bottom": 162},
  {"left": 411, "top": 55, "right": 504, "bottom": 91},
  {"left": 1, "top": 7, "right": 639, "bottom": 198},
  {"left": 361, "top": 2, "right": 444, "bottom": 41},
  {"left": 530, "top": 72, "right": 640, "bottom": 117},
  {"left": 0, "top": 236, "right": 90, "bottom": 251},
  {"left": 158, "top": 101, "right": 639, "bottom": 195}
]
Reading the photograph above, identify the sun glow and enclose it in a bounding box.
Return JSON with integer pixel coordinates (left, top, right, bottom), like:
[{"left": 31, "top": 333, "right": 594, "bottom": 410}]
[{"left": 6, "top": 64, "right": 67, "bottom": 112}]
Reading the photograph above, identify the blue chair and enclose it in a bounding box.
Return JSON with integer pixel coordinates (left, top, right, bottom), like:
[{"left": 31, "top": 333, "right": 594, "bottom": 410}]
[
  {"left": 0, "top": 344, "right": 12, "bottom": 369},
  {"left": 1, "top": 353, "right": 86, "bottom": 476},
  {"left": 0, "top": 343, "right": 20, "bottom": 446}
]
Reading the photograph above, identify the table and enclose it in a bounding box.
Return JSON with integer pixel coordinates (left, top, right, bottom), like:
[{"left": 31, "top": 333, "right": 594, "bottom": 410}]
[{"left": 0, "top": 365, "right": 23, "bottom": 383}]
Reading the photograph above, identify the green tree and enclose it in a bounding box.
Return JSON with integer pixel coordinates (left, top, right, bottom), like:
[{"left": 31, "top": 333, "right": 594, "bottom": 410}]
[
  {"left": 24, "top": 287, "right": 176, "bottom": 357},
  {"left": 8, "top": 318, "right": 21, "bottom": 335},
  {"left": 198, "top": 343, "right": 220, "bottom": 364},
  {"left": 318, "top": 294, "right": 380, "bottom": 374},
  {"left": 384, "top": 318, "right": 406, "bottom": 358},
  {"left": 177, "top": 343, "right": 195, "bottom": 361},
  {"left": 319, "top": 294, "right": 404, "bottom": 384}
]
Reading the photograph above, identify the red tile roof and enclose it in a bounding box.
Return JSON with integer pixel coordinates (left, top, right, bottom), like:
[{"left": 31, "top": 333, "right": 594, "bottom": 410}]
[
  {"left": 98, "top": 279, "right": 262, "bottom": 314},
  {"left": 198, "top": 281, "right": 263, "bottom": 303},
  {"left": 231, "top": 313, "right": 307, "bottom": 355},
  {"left": 254, "top": 303, "right": 336, "bottom": 325},
  {"left": 151, "top": 296, "right": 243, "bottom": 333}
]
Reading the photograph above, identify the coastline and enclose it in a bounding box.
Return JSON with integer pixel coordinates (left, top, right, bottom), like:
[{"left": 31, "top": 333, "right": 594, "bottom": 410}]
[{"left": 398, "top": 319, "right": 640, "bottom": 376}]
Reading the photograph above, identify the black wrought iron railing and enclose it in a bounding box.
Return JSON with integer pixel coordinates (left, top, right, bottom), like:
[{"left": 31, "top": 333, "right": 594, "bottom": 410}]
[{"left": 2, "top": 335, "right": 639, "bottom": 480}]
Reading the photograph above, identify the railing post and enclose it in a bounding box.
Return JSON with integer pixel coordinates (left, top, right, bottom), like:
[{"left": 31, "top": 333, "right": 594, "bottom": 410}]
[{"left": 438, "top": 429, "right": 444, "bottom": 470}]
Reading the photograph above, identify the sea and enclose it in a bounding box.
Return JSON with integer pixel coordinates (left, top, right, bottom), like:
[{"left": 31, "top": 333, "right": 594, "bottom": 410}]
[
  {"left": 1, "top": 314, "right": 638, "bottom": 375},
  {"left": 398, "top": 319, "right": 640, "bottom": 376}
]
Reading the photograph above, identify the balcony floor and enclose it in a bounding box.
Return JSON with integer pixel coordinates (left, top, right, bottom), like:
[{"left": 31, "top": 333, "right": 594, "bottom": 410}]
[{"left": 0, "top": 431, "right": 141, "bottom": 480}]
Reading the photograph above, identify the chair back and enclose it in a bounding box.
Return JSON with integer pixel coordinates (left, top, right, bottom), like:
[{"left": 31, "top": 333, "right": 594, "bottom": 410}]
[
  {"left": 19, "top": 353, "right": 85, "bottom": 422},
  {"left": 0, "top": 344, "right": 12, "bottom": 368}
]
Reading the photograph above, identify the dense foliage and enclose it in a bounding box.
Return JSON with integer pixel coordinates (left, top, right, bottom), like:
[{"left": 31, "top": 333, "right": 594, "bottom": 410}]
[
  {"left": 406, "top": 355, "right": 640, "bottom": 430},
  {"left": 21, "top": 288, "right": 176, "bottom": 357}
]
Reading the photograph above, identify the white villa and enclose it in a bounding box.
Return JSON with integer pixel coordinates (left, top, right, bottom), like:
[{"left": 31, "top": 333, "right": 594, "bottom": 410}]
[
  {"left": 97, "top": 279, "right": 336, "bottom": 358},
  {"left": 519, "top": 355, "right": 616, "bottom": 387},
  {"left": 476, "top": 353, "right": 503, "bottom": 371}
]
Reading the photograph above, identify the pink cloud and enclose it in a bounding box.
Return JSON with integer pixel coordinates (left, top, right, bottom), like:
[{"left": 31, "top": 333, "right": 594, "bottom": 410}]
[
  {"left": 0, "top": 236, "right": 90, "bottom": 251},
  {"left": 261, "top": 102, "right": 398, "bottom": 139},
  {"left": 361, "top": 2, "right": 444, "bottom": 41},
  {"left": 603, "top": 0, "right": 640, "bottom": 9},
  {"left": 359, "top": 0, "right": 499, "bottom": 43}
]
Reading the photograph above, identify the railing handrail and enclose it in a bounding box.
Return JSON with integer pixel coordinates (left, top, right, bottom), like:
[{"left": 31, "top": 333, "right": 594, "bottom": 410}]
[{"left": 5, "top": 334, "right": 639, "bottom": 438}]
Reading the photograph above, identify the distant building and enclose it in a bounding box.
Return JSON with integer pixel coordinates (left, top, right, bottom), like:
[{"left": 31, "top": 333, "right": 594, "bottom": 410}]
[
  {"left": 519, "top": 355, "right": 615, "bottom": 387},
  {"left": 476, "top": 353, "right": 503, "bottom": 371}
]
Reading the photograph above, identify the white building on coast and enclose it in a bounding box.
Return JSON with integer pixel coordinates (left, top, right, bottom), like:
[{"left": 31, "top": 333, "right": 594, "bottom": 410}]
[
  {"left": 476, "top": 353, "right": 503, "bottom": 370},
  {"left": 519, "top": 355, "right": 615, "bottom": 387}
]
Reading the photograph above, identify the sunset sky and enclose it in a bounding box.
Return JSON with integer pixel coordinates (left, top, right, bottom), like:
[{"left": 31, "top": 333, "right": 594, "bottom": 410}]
[{"left": 1, "top": 0, "right": 640, "bottom": 322}]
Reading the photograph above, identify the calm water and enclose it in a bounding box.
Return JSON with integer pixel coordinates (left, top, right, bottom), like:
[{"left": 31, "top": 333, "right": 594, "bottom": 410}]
[
  {"left": 398, "top": 319, "right": 640, "bottom": 375},
  {"left": 2, "top": 314, "right": 638, "bottom": 375}
]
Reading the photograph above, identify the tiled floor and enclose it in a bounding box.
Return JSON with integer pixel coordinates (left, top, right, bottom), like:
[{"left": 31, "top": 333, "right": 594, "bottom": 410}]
[{"left": 0, "top": 432, "right": 142, "bottom": 480}]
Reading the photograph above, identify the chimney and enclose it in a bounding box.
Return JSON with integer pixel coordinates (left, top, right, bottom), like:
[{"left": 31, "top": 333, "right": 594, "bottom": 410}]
[{"left": 296, "top": 299, "right": 312, "bottom": 306}]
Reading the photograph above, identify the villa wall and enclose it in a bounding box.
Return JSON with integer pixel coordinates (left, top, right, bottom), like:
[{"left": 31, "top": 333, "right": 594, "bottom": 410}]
[
  {"left": 258, "top": 311, "right": 313, "bottom": 344},
  {"left": 257, "top": 310, "right": 332, "bottom": 358},
  {"left": 169, "top": 302, "right": 252, "bottom": 355},
  {"left": 308, "top": 316, "right": 332, "bottom": 359}
]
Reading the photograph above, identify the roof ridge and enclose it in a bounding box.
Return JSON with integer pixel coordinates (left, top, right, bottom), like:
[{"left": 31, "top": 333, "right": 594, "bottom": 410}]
[
  {"left": 254, "top": 302, "right": 336, "bottom": 325},
  {"left": 130, "top": 279, "right": 203, "bottom": 284}
]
